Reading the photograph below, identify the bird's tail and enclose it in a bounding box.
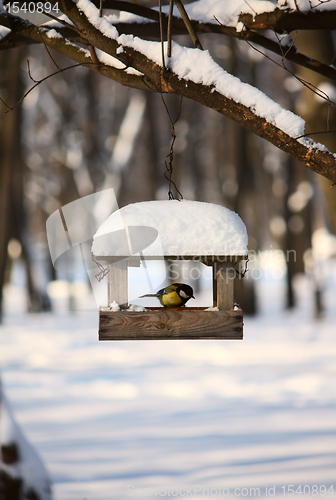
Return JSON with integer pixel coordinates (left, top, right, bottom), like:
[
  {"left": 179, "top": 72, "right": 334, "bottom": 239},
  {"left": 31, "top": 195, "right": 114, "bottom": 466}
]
[{"left": 139, "top": 293, "right": 158, "bottom": 298}]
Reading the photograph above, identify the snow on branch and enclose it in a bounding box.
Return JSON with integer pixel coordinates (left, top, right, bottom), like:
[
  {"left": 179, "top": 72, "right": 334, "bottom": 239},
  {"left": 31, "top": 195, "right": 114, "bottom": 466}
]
[
  {"left": 182, "top": 0, "right": 336, "bottom": 30},
  {"left": 65, "top": 0, "right": 300, "bottom": 136},
  {"left": 120, "top": 37, "right": 305, "bottom": 138},
  {"left": 87, "top": 0, "right": 336, "bottom": 32},
  {"left": 74, "top": 1, "right": 336, "bottom": 82},
  {"left": 1, "top": 0, "right": 336, "bottom": 183}
]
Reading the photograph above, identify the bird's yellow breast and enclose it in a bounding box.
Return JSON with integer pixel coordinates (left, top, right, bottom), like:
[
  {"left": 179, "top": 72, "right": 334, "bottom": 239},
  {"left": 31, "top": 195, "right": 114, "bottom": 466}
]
[{"left": 160, "top": 291, "right": 183, "bottom": 307}]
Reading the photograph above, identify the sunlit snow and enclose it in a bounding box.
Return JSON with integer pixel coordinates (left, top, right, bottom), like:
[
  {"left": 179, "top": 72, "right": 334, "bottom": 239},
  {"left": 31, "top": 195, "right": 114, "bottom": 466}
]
[
  {"left": 92, "top": 200, "right": 248, "bottom": 257},
  {"left": 1, "top": 264, "right": 336, "bottom": 499}
]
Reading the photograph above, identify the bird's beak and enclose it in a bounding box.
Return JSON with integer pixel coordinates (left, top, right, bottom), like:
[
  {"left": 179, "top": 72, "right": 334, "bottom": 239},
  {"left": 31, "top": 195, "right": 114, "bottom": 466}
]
[{"left": 192, "top": 295, "right": 195, "bottom": 299}]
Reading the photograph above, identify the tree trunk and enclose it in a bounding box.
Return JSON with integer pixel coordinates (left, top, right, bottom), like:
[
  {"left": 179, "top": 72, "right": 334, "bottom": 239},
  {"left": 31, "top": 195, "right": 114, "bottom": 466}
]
[
  {"left": 0, "top": 48, "right": 23, "bottom": 320},
  {"left": 295, "top": 30, "right": 336, "bottom": 235}
]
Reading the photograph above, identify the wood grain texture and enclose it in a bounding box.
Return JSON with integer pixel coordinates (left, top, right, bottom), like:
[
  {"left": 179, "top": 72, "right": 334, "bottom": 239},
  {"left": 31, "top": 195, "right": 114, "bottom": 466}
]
[
  {"left": 214, "top": 262, "right": 235, "bottom": 310},
  {"left": 99, "top": 309, "right": 243, "bottom": 340},
  {"left": 107, "top": 260, "right": 128, "bottom": 307}
]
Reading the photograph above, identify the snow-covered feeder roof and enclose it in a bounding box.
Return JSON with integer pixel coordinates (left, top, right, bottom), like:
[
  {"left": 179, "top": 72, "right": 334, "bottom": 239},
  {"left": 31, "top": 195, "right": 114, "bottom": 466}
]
[{"left": 92, "top": 200, "right": 248, "bottom": 258}]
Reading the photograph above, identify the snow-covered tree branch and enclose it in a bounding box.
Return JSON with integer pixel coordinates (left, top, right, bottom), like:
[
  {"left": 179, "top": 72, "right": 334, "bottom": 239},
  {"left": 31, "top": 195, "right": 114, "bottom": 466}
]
[{"left": 1, "top": 0, "right": 336, "bottom": 183}]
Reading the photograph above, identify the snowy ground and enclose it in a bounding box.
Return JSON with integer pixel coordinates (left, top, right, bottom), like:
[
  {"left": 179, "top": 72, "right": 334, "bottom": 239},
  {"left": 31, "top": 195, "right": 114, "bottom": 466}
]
[{"left": 0, "top": 263, "right": 336, "bottom": 499}]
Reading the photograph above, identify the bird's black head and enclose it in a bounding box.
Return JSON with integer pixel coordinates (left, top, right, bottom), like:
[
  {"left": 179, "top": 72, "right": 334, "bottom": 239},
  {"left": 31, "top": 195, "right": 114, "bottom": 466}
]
[{"left": 176, "top": 284, "right": 195, "bottom": 301}]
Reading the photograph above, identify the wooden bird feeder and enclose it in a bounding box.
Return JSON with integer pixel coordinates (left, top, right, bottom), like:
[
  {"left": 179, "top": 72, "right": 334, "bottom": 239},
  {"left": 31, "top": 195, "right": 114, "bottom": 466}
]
[{"left": 92, "top": 200, "right": 248, "bottom": 341}]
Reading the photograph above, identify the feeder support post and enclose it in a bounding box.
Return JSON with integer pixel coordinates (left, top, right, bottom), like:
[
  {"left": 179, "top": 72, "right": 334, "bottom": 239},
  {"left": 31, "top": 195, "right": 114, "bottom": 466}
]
[
  {"left": 107, "top": 259, "right": 128, "bottom": 308},
  {"left": 213, "top": 261, "right": 235, "bottom": 310}
]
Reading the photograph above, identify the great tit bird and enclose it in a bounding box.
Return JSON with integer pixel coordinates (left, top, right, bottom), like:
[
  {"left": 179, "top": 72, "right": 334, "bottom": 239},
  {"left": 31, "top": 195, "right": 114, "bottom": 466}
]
[{"left": 140, "top": 283, "right": 195, "bottom": 308}]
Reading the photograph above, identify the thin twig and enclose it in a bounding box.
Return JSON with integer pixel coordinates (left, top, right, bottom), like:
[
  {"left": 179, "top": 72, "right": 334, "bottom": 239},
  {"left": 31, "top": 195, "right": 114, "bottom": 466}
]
[
  {"left": 160, "top": 93, "right": 184, "bottom": 200},
  {"left": 0, "top": 61, "right": 111, "bottom": 113},
  {"left": 167, "top": 0, "right": 174, "bottom": 58},
  {"left": 327, "top": 102, "right": 331, "bottom": 132},
  {"left": 294, "top": 0, "right": 301, "bottom": 12},
  {"left": 174, "top": 0, "right": 203, "bottom": 50},
  {"left": 158, "top": 0, "right": 165, "bottom": 70},
  {"left": 27, "top": 59, "right": 39, "bottom": 83},
  {"left": 89, "top": 45, "right": 100, "bottom": 65},
  {"left": 248, "top": 36, "right": 334, "bottom": 104},
  {"left": 282, "top": 129, "right": 336, "bottom": 147},
  {"left": 42, "top": 12, "right": 81, "bottom": 33},
  {"left": 36, "top": 27, "right": 61, "bottom": 71},
  {"left": 309, "top": 0, "right": 332, "bottom": 9}
]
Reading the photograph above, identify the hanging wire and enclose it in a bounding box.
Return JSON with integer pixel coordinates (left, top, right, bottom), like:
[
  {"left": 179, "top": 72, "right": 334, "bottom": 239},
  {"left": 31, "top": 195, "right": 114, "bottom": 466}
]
[
  {"left": 158, "top": 0, "right": 183, "bottom": 200},
  {"left": 161, "top": 94, "right": 184, "bottom": 200}
]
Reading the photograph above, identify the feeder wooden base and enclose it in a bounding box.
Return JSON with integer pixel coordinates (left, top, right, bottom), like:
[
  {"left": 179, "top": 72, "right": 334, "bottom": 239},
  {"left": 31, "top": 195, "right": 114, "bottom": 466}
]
[{"left": 99, "top": 307, "right": 243, "bottom": 340}]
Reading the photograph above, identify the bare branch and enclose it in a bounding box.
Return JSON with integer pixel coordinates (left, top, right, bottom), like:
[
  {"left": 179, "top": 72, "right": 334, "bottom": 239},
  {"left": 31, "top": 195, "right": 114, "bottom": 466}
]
[
  {"left": 89, "top": 44, "right": 100, "bottom": 65},
  {"left": 174, "top": 0, "right": 203, "bottom": 50}
]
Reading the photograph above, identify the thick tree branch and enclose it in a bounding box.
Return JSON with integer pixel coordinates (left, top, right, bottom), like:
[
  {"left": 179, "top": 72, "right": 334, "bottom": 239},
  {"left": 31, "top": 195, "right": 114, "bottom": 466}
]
[
  {"left": 1, "top": 1, "right": 336, "bottom": 185},
  {"left": 90, "top": 0, "right": 336, "bottom": 32},
  {"left": 2, "top": 5, "right": 336, "bottom": 83},
  {"left": 237, "top": 7, "right": 336, "bottom": 33}
]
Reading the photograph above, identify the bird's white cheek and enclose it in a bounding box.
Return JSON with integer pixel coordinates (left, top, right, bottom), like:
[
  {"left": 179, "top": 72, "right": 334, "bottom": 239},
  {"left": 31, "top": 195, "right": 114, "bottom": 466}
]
[{"left": 180, "top": 290, "right": 189, "bottom": 299}]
